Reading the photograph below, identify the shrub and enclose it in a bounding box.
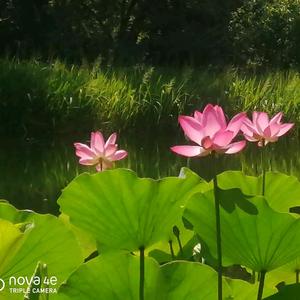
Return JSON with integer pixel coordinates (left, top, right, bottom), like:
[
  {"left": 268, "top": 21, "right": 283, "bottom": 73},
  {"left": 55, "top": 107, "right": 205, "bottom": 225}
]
[{"left": 229, "top": 0, "right": 300, "bottom": 68}]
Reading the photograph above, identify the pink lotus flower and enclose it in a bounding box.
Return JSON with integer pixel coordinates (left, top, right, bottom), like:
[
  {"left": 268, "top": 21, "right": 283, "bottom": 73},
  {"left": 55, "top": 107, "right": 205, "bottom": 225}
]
[
  {"left": 241, "top": 112, "right": 294, "bottom": 147},
  {"left": 171, "top": 104, "right": 246, "bottom": 157},
  {"left": 74, "top": 131, "right": 128, "bottom": 171}
]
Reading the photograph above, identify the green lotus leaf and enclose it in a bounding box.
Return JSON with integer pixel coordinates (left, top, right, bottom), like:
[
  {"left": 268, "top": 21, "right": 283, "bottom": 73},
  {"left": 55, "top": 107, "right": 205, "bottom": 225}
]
[
  {"left": 264, "top": 284, "right": 300, "bottom": 299},
  {"left": 0, "top": 202, "right": 83, "bottom": 299},
  {"left": 24, "top": 262, "right": 48, "bottom": 300},
  {"left": 55, "top": 252, "right": 164, "bottom": 300},
  {"left": 147, "top": 168, "right": 208, "bottom": 262},
  {"left": 0, "top": 219, "right": 26, "bottom": 274},
  {"left": 267, "top": 258, "right": 300, "bottom": 286},
  {"left": 0, "top": 219, "right": 28, "bottom": 300},
  {"left": 225, "top": 278, "right": 276, "bottom": 299},
  {"left": 59, "top": 213, "right": 97, "bottom": 259},
  {"left": 161, "top": 261, "right": 275, "bottom": 300},
  {"left": 58, "top": 168, "right": 202, "bottom": 252},
  {"left": 55, "top": 253, "right": 261, "bottom": 300},
  {"left": 217, "top": 171, "right": 300, "bottom": 213},
  {"left": 148, "top": 218, "right": 197, "bottom": 263},
  {"left": 178, "top": 167, "right": 210, "bottom": 193},
  {"left": 184, "top": 189, "right": 300, "bottom": 272},
  {"left": 161, "top": 261, "right": 232, "bottom": 299}
]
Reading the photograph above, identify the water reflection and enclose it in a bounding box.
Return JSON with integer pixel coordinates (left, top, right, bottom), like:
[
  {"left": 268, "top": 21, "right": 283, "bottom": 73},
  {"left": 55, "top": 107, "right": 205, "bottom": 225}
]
[{"left": 0, "top": 132, "right": 299, "bottom": 214}]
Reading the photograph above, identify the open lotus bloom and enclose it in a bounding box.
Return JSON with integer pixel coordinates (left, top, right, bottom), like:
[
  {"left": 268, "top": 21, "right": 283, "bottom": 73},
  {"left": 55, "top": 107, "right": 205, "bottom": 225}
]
[
  {"left": 171, "top": 104, "right": 246, "bottom": 157},
  {"left": 74, "top": 131, "right": 128, "bottom": 171},
  {"left": 241, "top": 112, "right": 294, "bottom": 147}
]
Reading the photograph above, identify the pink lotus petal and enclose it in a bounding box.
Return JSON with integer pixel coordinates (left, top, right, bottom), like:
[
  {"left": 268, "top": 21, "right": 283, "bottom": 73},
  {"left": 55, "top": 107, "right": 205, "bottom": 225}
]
[
  {"left": 74, "top": 143, "right": 97, "bottom": 159},
  {"left": 179, "top": 116, "right": 204, "bottom": 144},
  {"left": 263, "top": 124, "right": 281, "bottom": 139},
  {"left": 241, "top": 121, "right": 254, "bottom": 136},
  {"left": 212, "top": 130, "right": 234, "bottom": 147},
  {"left": 170, "top": 145, "right": 208, "bottom": 157},
  {"left": 194, "top": 111, "right": 203, "bottom": 123},
  {"left": 91, "top": 132, "right": 105, "bottom": 153},
  {"left": 105, "top": 133, "right": 117, "bottom": 147},
  {"left": 277, "top": 123, "right": 294, "bottom": 137},
  {"left": 270, "top": 112, "right": 283, "bottom": 125},
  {"left": 202, "top": 105, "right": 223, "bottom": 137},
  {"left": 224, "top": 141, "right": 246, "bottom": 154},
  {"left": 75, "top": 130, "right": 127, "bottom": 171},
  {"left": 202, "top": 104, "right": 215, "bottom": 116},
  {"left": 265, "top": 136, "right": 279, "bottom": 143},
  {"left": 104, "top": 144, "right": 117, "bottom": 157},
  {"left": 102, "top": 160, "right": 114, "bottom": 171},
  {"left": 256, "top": 112, "right": 269, "bottom": 134},
  {"left": 202, "top": 104, "right": 217, "bottom": 125},
  {"left": 95, "top": 164, "right": 102, "bottom": 172},
  {"left": 214, "top": 105, "right": 227, "bottom": 129},
  {"left": 243, "top": 134, "right": 258, "bottom": 142},
  {"left": 96, "top": 160, "right": 114, "bottom": 172},
  {"left": 252, "top": 112, "right": 259, "bottom": 127},
  {"left": 79, "top": 158, "right": 99, "bottom": 165},
  {"left": 242, "top": 120, "right": 259, "bottom": 136},
  {"left": 111, "top": 150, "right": 128, "bottom": 161},
  {"left": 202, "top": 136, "right": 213, "bottom": 149},
  {"left": 227, "top": 112, "right": 246, "bottom": 137}
]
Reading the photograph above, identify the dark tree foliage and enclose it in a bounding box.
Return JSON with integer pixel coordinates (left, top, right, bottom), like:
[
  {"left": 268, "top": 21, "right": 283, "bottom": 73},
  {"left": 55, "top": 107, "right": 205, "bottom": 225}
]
[
  {"left": 1, "top": 0, "right": 299, "bottom": 67},
  {"left": 0, "top": 0, "right": 242, "bottom": 64},
  {"left": 229, "top": 0, "right": 300, "bottom": 68}
]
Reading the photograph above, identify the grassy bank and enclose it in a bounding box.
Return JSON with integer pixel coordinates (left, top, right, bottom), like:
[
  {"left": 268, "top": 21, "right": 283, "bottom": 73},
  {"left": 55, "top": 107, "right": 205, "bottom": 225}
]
[{"left": 1, "top": 58, "right": 300, "bottom": 136}]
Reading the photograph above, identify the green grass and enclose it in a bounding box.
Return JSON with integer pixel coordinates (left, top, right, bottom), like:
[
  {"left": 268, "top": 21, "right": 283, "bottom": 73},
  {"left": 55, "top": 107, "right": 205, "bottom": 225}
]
[{"left": 1, "top": 58, "right": 300, "bottom": 136}]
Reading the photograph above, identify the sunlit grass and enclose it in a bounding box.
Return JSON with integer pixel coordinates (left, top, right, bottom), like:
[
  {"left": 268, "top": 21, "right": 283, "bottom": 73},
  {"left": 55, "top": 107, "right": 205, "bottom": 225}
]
[{"left": 1, "top": 58, "right": 300, "bottom": 136}]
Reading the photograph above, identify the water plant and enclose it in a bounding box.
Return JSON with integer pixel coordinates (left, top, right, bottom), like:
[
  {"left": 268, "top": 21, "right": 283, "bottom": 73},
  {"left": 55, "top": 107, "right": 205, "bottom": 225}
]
[
  {"left": 171, "top": 104, "right": 247, "bottom": 300},
  {"left": 74, "top": 131, "right": 127, "bottom": 171},
  {"left": 0, "top": 103, "right": 299, "bottom": 299},
  {"left": 240, "top": 111, "right": 294, "bottom": 300}
]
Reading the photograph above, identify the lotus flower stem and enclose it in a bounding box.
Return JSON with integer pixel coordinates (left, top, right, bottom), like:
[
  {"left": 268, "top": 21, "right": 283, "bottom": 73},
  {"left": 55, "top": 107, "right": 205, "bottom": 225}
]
[
  {"left": 261, "top": 142, "right": 266, "bottom": 196},
  {"left": 213, "top": 174, "right": 223, "bottom": 300},
  {"left": 139, "top": 246, "right": 145, "bottom": 300},
  {"left": 168, "top": 240, "right": 175, "bottom": 260},
  {"left": 257, "top": 270, "right": 266, "bottom": 300},
  {"left": 296, "top": 270, "right": 299, "bottom": 283},
  {"left": 177, "top": 237, "right": 183, "bottom": 256}
]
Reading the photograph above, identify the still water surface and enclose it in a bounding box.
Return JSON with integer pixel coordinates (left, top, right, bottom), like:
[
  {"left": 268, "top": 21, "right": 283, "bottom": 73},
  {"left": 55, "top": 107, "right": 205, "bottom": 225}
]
[{"left": 1, "top": 131, "right": 299, "bottom": 214}]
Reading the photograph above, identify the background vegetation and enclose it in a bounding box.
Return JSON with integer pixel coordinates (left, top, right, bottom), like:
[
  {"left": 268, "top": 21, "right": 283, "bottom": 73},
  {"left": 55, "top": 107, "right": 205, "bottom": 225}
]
[
  {"left": 1, "top": 59, "right": 300, "bottom": 136},
  {"left": 1, "top": 0, "right": 300, "bottom": 135},
  {"left": 1, "top": 0, "right": 300, "bottom": 67}
]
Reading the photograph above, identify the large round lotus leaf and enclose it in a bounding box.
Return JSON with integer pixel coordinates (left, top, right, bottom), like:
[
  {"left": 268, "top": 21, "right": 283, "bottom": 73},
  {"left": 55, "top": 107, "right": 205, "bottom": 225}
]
[
  {"left": 54, "top": 252, "right": 164, "bottom": 300},
  {"left": 178, "top": 167, "right": 210, "bottom": 192},
  {"left": 161, "top": 261, "right": 275, "bottom": 299},
  {"left": 148, "top": 218, "right": 197, "bottom": 263},
  {"left": 59, "top": 213, "right": 97, "bottom": 259},
  {"left": 267, "top": 258, "right": 300, "bottom": 286},
  {"left": 264, "top": 284, "right": 300, "bottom": 299},
  {"left": 58, "top": 168, "right": 201, "bottom": 251},
  {"left": 216, "top": 171, "right": 300, "bottom": 213},
  {"left": 0, "top": 219, "right": 28, "bottom": 300},
  {"left": 161, "top": 261, "right": 232, "bottom": 299},
  {"left": 0, "top": 202, "right": 82, "bottom": 299},
  {"left": 184, "top": 189, "right": 300, "bottom": 272},
  {"left": 225, "top": 278, "right": 276, "bottom": 300},
  {"left": 24, "top": 261, "right": 49, "bottom": 300},
  {"left": 0, "top": 219, "right": 25, "bottom": 275}
]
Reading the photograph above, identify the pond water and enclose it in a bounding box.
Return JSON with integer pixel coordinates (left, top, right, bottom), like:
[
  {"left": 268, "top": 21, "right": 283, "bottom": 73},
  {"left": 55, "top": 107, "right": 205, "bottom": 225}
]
[{"left": 1, "top": 131, "right": 299, "bottom": 214}]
